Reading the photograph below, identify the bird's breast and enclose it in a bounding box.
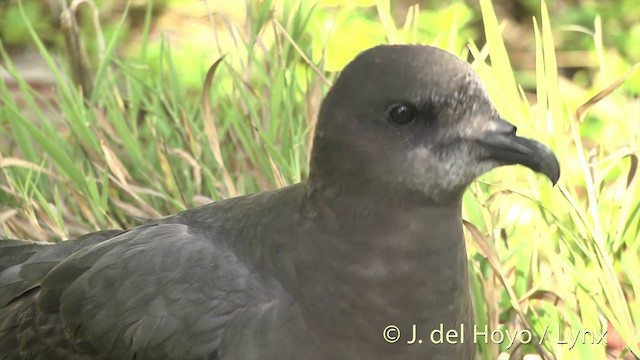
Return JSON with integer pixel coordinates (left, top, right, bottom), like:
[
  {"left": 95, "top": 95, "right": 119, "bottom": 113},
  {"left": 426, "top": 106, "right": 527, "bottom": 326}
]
[{"left": 291, "top": 224, "right": 475, "bottom": 359}]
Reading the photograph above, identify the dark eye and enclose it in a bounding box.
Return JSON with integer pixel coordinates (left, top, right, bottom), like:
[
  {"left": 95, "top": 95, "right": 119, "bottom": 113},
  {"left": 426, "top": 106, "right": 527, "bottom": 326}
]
[{"left": 388, "top": 104, "right": 417, "bottom": 125}]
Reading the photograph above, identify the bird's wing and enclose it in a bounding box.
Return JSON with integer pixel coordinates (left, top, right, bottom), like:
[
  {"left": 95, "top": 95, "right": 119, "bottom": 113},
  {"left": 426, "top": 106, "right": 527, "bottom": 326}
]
[
  {"left": 0, "top": 240, "right": 44, "bottom": 273},
  {"left": 0, "top": 230, "right": 125, "bottom": 359},
  {"left": 0, "top": 230, "right": 125, "bottom": 307},
  {"left": 3, "top": 223, "right": 268, "bottom": 360}
]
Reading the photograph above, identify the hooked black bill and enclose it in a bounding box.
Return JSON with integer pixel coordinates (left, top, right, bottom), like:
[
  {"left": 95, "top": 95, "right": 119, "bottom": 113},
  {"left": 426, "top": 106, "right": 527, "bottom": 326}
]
[{"left": 476, "top": 118, "right": 560, "bottom": 185}]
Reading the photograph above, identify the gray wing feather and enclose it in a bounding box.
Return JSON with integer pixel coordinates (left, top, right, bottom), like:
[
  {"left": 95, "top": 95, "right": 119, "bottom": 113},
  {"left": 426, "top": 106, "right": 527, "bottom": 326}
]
[
  {"left": 0, "top": 230, "right": 123, "bottom": 360},
  {"left": 0, "top": 230, "right": 124, "bottom": 309},
  {"left": 44, "top": 223, "right": 265, "bottom": 360},
  {"left": 0, "top": 240, "right": 45, "bottom": 273}
]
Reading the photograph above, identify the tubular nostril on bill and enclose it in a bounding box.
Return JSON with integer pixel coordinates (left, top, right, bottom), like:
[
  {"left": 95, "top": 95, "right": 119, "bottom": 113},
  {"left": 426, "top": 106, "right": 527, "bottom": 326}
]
[{"left": 494, "top": 118, "right": 517, "bottom": 135}]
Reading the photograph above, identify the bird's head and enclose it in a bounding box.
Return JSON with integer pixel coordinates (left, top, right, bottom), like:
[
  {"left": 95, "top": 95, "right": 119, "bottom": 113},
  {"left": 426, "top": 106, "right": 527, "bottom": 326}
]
[{"left": 308, "top": 45, "right": 559, "bottom": 204}]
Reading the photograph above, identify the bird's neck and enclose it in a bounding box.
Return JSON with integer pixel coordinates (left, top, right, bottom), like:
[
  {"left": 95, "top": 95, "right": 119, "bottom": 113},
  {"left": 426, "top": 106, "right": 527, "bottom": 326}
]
[{"left": 293, "top": 182, "right": 473, "bottom": 351}]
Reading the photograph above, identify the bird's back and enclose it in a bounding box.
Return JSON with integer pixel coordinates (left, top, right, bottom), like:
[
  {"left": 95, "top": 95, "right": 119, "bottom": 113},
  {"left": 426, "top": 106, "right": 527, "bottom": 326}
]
[{"left": 0, "top": 186, "right": 305, "bottom": 360}]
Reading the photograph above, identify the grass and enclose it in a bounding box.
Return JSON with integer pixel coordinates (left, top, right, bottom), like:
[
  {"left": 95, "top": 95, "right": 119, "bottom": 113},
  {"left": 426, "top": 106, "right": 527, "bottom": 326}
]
[{"left": 1, "top": 0, "right": 638, "bottom": 359}]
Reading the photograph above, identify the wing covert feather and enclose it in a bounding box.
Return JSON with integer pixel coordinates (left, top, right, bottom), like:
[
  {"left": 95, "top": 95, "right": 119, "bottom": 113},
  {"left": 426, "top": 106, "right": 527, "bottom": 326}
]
[{"left": 47, "top": 223, "right": 266, "bottom": 359}]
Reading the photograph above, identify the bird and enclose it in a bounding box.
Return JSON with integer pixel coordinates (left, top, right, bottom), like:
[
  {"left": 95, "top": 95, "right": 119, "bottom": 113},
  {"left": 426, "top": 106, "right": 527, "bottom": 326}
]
[{"left": 0, "top": 44, "right": 559, "bottom": 360}]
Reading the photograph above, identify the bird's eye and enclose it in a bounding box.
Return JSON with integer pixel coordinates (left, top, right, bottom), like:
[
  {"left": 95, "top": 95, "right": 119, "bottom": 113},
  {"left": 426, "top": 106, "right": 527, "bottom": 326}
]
[{"left": 388, "top": 104, "right": 417, "bottom": 125}]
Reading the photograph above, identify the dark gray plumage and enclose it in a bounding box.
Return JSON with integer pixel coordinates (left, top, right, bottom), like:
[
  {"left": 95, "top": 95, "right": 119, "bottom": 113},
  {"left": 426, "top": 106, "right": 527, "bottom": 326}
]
[{"left": 0, "top": 45, "right": 559, "bottom": 360}]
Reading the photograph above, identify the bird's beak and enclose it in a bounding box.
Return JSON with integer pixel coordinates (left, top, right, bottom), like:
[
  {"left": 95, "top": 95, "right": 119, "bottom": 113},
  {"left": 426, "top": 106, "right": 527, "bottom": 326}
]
[{"left": 476, "top": 118, "right": 560, "bottom": 185}]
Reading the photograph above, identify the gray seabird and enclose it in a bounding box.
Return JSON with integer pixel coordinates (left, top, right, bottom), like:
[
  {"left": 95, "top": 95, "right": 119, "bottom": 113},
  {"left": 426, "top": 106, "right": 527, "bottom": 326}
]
[{"left": 0, "top": 45, "right": 559, "bottom": 360}]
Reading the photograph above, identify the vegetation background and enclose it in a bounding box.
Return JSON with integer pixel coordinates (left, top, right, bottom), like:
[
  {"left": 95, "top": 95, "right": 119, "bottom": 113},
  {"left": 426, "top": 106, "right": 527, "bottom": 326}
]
[{"left": 0, "top": 0, "right": 638, "bottom": 359}]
